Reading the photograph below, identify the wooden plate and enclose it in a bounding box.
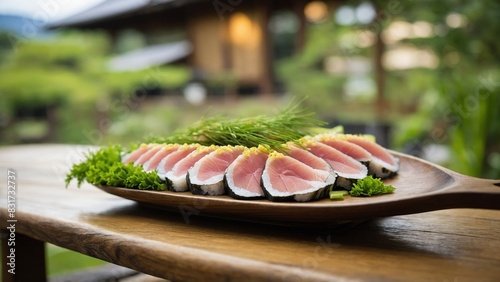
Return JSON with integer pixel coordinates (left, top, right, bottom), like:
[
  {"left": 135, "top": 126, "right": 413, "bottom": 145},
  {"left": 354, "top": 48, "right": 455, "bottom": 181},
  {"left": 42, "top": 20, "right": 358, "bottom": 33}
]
[{"left": 96, "top": 152, "right": 500, "bottom": 227}]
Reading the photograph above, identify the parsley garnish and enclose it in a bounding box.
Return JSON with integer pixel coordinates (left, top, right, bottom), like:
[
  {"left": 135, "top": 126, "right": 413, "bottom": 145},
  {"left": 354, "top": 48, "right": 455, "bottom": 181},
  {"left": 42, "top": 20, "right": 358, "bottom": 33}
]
[
  {"left": 349, "top": 176, "right": 395, "bottom": 197},
  {"left": 65, "top": 145, "right": 166, "bottom": 190}
]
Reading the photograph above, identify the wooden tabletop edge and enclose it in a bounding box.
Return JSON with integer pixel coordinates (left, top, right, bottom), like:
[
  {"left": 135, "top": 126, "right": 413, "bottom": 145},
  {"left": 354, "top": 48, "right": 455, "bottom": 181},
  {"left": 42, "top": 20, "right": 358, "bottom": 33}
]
[{"left": 0, "top": 209, "right": 350, "bottom": 282}]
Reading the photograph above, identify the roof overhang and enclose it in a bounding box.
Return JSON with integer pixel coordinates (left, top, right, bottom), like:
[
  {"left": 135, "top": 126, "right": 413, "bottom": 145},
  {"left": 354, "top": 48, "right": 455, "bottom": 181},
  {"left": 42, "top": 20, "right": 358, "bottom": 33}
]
[
  {"left": 46, "top": 0, "right": 152, "bottom": 29},
  {"left": 107, "top": 40, "right": 192, "bottom": 71},
  {"left": 45, "top": 0, "right": 207, "bottom": 29}
]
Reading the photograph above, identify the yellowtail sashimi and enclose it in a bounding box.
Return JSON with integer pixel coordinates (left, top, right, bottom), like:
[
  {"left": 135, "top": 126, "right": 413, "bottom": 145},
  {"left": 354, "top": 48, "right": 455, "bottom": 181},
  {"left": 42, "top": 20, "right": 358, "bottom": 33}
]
[
  {"left": 302, "top": 140, "right": 367, "bottom": 189},
  {"left": 224, "top": 146, "right": 269, "bottom": 199},
  {"left": 157, "top": 144, "right": 199, "bottom": 180},
  {"left": 344, "top": 136, "right": 399, "bottom": 178},
  {"left": 261, "top": 152, "right": 336, "bottom": 202},
  {"left": 187, "top": 146, "right": 245, "bottom": 196},
  {"left": 165, "top": 145, "right": 218, "bottom": 192}
]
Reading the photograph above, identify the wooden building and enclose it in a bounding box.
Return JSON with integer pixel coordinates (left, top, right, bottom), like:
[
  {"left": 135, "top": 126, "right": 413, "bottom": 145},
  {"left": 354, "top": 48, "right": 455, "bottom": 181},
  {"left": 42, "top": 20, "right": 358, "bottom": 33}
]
[{"left": 48, "top": 0, "right": 334, "bottom": 96}]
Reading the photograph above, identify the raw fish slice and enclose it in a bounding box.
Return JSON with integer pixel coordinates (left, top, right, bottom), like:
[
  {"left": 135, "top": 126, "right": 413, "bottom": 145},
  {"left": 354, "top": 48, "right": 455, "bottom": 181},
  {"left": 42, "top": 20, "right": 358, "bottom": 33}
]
[
  {"left": 315, "top": 135, "right": 371, "bottom": 163},
  {"left": 344, "top": 136, "right": 399, "bottom": 178},
  {"left": 143, "top": 144, "right": 181, "bottom": 172},
  {"left": 284, "top": 142, "right": 334, "bottom": 173},
  {"left": 224, "top": 146, "right": 268, "bottom": 199},
  {"left": 302, "top": 140, "right": 367, "bottom": 189},
  {"left": 284, "top": 142, "right": 336, "bottom": 199},
  {"left": 165, "top": 145, "right": 218, "bottom": 192},
  {"left": 122, "top": 144, "right": 152, "bottom": 164},
  {"left": 157, "top": 144, "right": 198, "bottom": 181},
  {"left": 135, "top": 145, "right": 163, "bottom": 165},
  {"left": 187, "top": 146, "right": 245, "bottom": 196},
  {"left": 261, "top": 152, "right": 336, "bottom": 202}
]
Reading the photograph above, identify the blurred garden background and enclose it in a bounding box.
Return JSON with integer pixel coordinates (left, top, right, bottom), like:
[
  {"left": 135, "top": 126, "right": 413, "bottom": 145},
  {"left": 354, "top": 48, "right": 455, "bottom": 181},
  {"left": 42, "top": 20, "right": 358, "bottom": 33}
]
[
  {"left": 1, "top": 0, "right": 499, "bottom": 179},
  {"left": 1, "top": 0, "right": 499, "bottom": 277}
]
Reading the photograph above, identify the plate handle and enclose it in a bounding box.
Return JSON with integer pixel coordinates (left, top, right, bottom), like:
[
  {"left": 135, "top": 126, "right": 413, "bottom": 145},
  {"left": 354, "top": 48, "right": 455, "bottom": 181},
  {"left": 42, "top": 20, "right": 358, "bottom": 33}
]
[{"left": 443, "top": 176, "right": 500, "bottom": 210}]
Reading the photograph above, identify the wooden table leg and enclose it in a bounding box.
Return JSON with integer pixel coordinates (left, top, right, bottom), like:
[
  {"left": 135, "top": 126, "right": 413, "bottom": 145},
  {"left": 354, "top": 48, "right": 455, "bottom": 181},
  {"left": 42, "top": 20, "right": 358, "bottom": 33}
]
[{"left": 2, "top": 230, "right": 47, "bottom": 282}]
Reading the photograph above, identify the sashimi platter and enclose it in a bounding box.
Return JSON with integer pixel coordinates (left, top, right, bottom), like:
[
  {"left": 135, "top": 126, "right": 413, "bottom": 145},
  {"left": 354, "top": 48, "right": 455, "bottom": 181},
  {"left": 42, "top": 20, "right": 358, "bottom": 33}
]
[{"left": 66, "top": 103, "right": 500, "bottom": 226}]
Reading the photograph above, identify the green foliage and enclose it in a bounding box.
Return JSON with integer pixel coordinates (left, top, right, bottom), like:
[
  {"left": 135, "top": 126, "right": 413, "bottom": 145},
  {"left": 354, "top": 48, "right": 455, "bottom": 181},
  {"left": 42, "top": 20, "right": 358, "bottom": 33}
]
[
  {"left": 0, "top": 30, "right": 191, "bottom": 145},
  {"left": 0, "top": 31, "right": 189, "bottom": 110},
  {"left": 402, "top": 0, "right": 500, "bottom": 65},
  {"left": 103, "top": 66, "right": 190, "bottom": 95},
  {"left": 0, "top": 31, "right": 17, "bottom": 64},
  {"left": 204, "top": 71, "right": 238, "bottom": 88},
  {"left": 381, "top": 0, "right": 500, "bottom": 177},
  {"left": 436, "top": 71, "right": 500, "bottom": 177},
  {"left": 65, "top": 145, "right": 166, "bottom": 190},
  {"left": 65, "top": 145, "right": 121, "bottom": 187},
  {"left": 8, "top": 119, "right": 48, "bottom": 140},
  {"left": 104, "top": 103, "right": 187, "bottom": 145},
  {"left": 0, "top": 68, "right": 103, "bottom": 110},
  {"left": 276, "top": 20, "right": 401, "bottom": 122},
  {"left": 146, "top": 101, "right": 326, "bottom": 150},
  {"left": 0, "top": 32, "right": 108, "bottom": 113},
  {"left": 46, "top": 244, "right": 108, "bottom": 277},
  {"left": 275, "top": 0, "right": 500, "bottom": 179},
  {"left": 9, "top": 31, "right": 109, "bottom": 71},
  {"left": 349, "top": 176, "right": 396, "bottom": 197},
  {"left": 276, "top": 21, "right": 351, "bottom": 117},
  {"left": 14, "top": 41, "right": 89, "bottom": 69}
]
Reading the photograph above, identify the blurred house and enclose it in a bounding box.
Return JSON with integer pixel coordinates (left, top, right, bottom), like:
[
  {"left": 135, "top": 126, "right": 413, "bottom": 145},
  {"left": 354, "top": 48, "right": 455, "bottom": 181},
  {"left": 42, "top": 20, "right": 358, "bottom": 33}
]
[{"left": 47, "top": 0, "right": 334, "bottom": 96}]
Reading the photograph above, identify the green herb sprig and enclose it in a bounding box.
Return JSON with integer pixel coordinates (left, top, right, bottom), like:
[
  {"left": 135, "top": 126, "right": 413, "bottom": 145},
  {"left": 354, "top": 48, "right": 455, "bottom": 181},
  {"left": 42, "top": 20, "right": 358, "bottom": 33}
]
[
  {"left": 349, "top": 176, "right": 395, "bottom": 197},
  {"left": 65, "top": 145, "right": 166, "bottom": 190},
  {"left": 146, "top": 101, "right": 326, "bottom": 151}
]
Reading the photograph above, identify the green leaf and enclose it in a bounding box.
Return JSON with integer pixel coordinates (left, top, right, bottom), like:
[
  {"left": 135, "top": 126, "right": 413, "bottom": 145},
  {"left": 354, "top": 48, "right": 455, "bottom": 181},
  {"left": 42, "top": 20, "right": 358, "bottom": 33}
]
[
  {"left": 349, "top": 176, "right": 395, "bottom": 197},
  {"left": 65, "top": 145, "right": 166, "bottom": 191}
]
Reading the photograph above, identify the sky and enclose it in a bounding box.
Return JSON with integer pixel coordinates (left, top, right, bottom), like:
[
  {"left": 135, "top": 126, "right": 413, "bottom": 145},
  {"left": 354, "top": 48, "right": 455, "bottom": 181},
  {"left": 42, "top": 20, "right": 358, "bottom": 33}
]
[{"left": 0, "top": 0, "right": 104, "bottom": 21}]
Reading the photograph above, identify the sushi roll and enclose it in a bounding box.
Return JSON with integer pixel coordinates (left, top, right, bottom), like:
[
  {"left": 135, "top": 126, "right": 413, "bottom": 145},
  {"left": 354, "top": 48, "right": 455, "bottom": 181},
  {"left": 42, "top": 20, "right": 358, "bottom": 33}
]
[
  {"left": 164, "top": 145, "right": 218, "bottom": 192},
  {"left": 261, "top": 151, "right": 336, "bottom": 202},
  {"left": 187, "top": 146, "right": 245, "bottom": 196},
  {"left": 301, "top": 140, "right": 367, "bottom": 189},
  {"left": 224, "top": 146, "right": 268, "bottom": 200}
]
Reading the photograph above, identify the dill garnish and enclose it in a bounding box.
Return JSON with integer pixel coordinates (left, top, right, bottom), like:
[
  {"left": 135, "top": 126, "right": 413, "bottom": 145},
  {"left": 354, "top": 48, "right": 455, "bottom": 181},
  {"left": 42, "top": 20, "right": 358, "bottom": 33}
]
[{"left": 146, "top": 102, "right": 326, "bottom": 151}]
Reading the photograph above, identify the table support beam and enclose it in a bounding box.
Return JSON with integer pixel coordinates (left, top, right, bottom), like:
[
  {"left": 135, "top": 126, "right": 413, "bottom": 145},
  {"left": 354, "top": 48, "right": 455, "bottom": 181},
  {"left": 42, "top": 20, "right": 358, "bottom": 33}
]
[{"left": 1, "top": 230, "right": 47, "bottom": 282}]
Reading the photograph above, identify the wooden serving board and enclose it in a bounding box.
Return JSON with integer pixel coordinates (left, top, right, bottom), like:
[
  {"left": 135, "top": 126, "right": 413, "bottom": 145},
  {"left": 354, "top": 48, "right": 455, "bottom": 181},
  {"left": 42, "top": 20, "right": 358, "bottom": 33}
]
[{"left": 96, "top": 152, "right": 500, "bottom": 227}]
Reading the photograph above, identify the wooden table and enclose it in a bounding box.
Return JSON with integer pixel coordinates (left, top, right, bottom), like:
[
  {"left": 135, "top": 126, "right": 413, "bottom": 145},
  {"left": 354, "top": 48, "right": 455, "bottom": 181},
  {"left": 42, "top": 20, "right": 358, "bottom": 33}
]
[{"left": 1, "top": 144, "right": 500, "bottom": 281}]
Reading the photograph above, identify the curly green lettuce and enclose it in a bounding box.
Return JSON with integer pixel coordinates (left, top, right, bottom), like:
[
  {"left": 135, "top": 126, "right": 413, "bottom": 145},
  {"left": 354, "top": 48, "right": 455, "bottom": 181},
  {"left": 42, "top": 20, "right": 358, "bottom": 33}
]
[
  {"left": 65, "top": 145, "right": 166, "bottom": 190},
  {"left": 349, "top": 176, "right": 395, "bottom": 197}
]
